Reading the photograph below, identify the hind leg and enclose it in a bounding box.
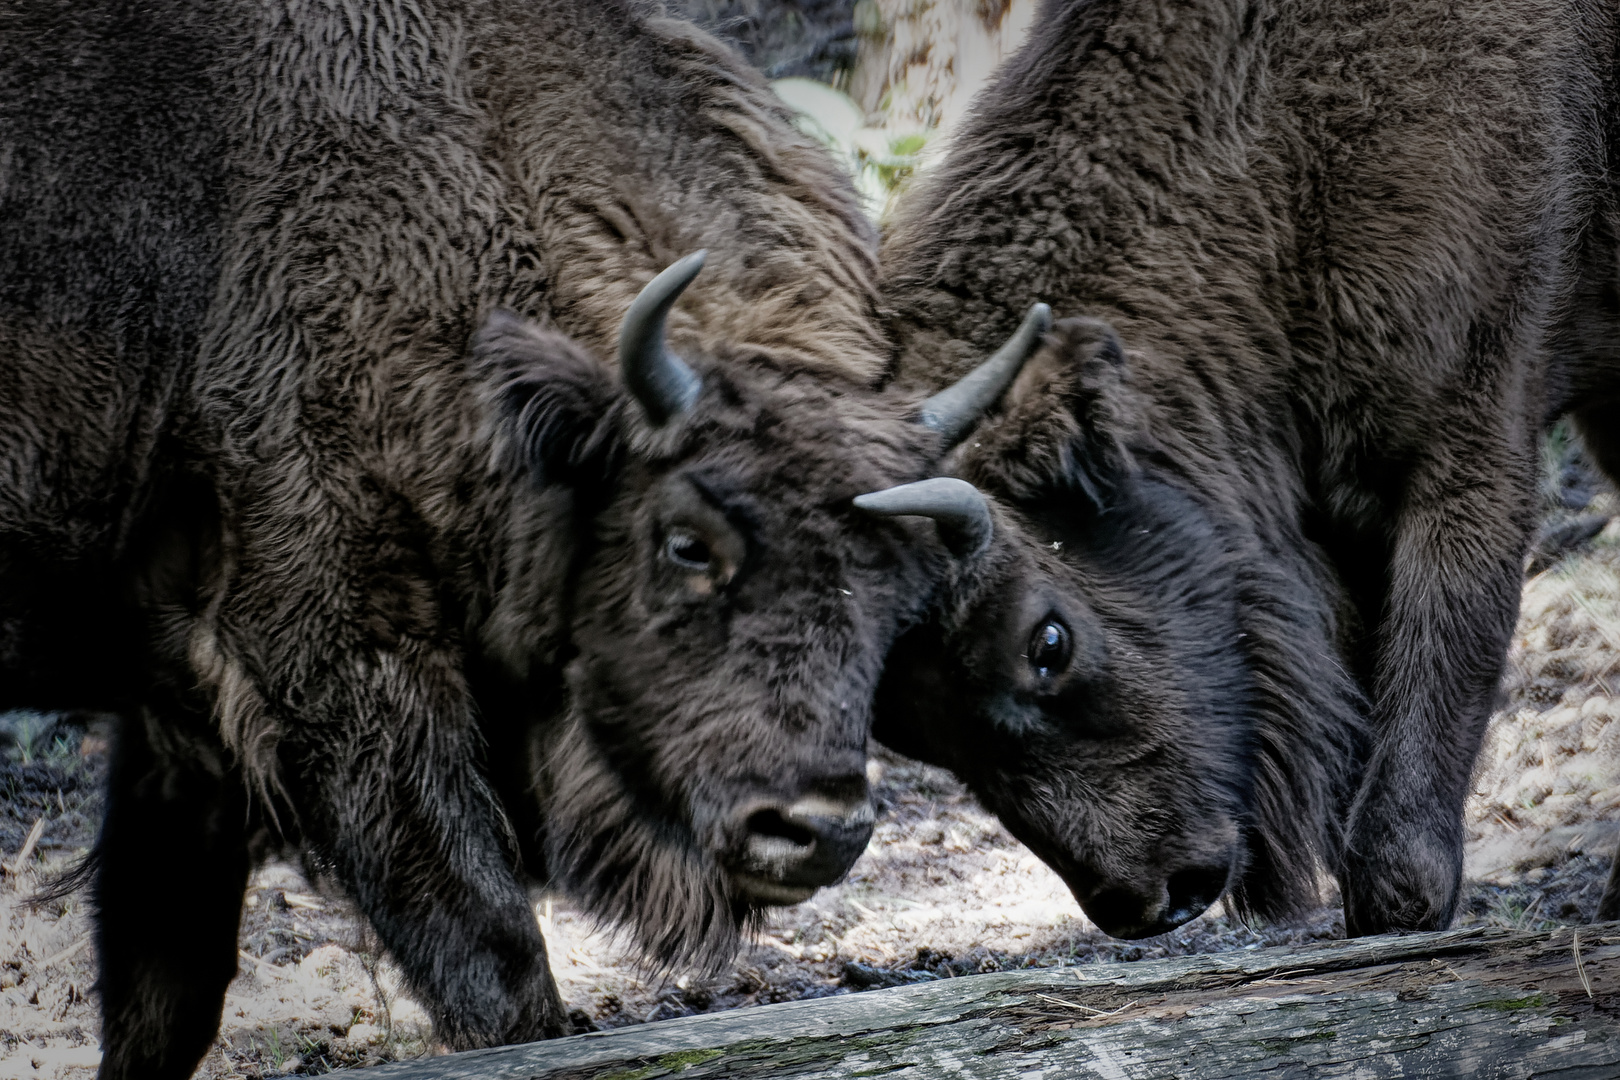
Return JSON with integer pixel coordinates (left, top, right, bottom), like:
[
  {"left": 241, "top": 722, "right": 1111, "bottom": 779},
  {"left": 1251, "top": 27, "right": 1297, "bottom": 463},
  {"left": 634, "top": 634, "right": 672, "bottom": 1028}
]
[
  {"left": 94, "top": 707, "right": 250, "bottom": 1080},
  {"left": 1598, "top": 852, "right": 1620, "bottom": 921},
  {"left": 1570, "top": 404, "right": 1620, "bottom": 481},
  {"left": 1573, "top": 403, "right": 1620, "bottom": 923}
]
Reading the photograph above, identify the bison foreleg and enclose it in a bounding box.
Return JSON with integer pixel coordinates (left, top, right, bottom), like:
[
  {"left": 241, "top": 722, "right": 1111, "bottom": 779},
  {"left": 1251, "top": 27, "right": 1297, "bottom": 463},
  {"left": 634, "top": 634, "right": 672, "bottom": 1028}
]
[
  {"left": 293, "top": 658, "right": 568, "bottom": 1050},
  {"left": 93, "top": 707, "right": 250, "bottom": 1080},
  {"left": 1340, "top": 433, "right": 1535, "bottom": 936}
]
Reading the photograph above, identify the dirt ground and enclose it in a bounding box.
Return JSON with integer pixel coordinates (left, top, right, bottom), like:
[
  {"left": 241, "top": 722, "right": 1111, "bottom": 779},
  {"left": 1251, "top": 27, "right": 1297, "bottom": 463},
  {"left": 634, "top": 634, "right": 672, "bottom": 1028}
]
[{"left": 3, "top": 449, "right": 1619, "bottom": 1077}]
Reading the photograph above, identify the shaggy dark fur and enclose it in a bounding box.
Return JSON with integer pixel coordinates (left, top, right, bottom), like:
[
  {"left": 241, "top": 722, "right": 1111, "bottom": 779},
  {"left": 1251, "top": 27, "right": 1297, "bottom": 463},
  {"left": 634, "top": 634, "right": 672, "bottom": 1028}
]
[
  {"left": 678, "top": 0, "right": 858, "bottom": 80},
  {"left": 878, "top": 0, "right": 1620, "bottom": 938},
  {"left": 0, "top": 1, "right": 958, "bottom": 1075}
]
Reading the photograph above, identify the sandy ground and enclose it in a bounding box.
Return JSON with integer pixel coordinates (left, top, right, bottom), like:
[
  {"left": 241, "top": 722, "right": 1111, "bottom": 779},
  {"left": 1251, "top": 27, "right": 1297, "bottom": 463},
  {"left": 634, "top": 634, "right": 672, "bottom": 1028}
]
[{"left": 3, "top": 470, "right": 1620, "bottom": 1077}]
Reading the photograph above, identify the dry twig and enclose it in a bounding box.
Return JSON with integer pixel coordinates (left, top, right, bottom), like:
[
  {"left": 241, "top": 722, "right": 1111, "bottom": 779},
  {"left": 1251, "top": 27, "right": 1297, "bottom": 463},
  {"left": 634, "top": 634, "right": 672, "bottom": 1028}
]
[
  {"left": 38, "top": 935, "right": 89, "bottom": 970},
  {"left": 238, "top": 949, "right": 292, "bottom": 980},
  {"left": 1036, "top": 994, "right": 1141, "bottom": 1017},
  {"left": 5, "top": 817, "right": 46, "bottom": 875},
  {"left": 1575, "top": 930, "right": 1594, "bottom": 998}
]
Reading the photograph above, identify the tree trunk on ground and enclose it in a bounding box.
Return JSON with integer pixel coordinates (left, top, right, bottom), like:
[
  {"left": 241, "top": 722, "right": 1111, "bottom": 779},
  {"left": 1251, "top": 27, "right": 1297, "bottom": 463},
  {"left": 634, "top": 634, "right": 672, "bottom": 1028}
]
[
  {"left": 365, "top": 922, "right": 1620, "bottom": 1078},
  {"left": 848, "top": 0, "right": 1039, "bottom": 138}
]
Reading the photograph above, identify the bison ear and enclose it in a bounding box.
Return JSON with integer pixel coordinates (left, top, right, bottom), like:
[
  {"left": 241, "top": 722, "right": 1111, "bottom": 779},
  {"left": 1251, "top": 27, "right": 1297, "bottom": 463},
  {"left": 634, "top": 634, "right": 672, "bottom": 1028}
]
[
  {"left": 472, "top": 309, "right": 624, "bottom": 488},
  {"left": 956, "top": 317, "right": 1137, "bottom": 508}
]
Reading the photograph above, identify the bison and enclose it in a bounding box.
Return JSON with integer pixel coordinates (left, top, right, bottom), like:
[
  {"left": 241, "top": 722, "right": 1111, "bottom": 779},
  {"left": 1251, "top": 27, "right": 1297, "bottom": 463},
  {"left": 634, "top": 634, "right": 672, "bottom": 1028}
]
[
  {"left": 0, "top": 1, "right": 1033, "bottom": 1076},
  {"left": 872, "top": 0, "right": 1620, "bottom": 939}
]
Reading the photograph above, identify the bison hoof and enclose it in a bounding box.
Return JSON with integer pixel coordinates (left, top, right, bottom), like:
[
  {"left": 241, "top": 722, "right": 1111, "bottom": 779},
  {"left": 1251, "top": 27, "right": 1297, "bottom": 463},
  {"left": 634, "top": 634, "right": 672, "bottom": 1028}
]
[{"left": 1341, "top": 824, "right": 1463, "bottom": 936}]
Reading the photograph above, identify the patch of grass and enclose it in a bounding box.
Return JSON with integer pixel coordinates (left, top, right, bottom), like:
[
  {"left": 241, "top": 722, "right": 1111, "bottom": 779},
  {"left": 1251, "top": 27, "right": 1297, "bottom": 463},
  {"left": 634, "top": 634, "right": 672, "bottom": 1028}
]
[
  {"left": 1481, "top": 893, "right": 1559, "bottom": 933},
  {"left": 264, "top": 1028, "right": 291, "bottom": 1071},
  {"left": 1472, "top": 993, "right": 1551, "bottom": 1012},
  {"left": 3, "top": 712, "right": 59, "bottom": 765}
]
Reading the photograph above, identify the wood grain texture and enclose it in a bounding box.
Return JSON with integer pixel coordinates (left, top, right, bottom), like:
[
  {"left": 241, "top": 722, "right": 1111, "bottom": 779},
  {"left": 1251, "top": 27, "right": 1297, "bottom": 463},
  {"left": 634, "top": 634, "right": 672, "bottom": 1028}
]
[{"left": 362, "top": 923, "right": 1620, "bottom": 1079}]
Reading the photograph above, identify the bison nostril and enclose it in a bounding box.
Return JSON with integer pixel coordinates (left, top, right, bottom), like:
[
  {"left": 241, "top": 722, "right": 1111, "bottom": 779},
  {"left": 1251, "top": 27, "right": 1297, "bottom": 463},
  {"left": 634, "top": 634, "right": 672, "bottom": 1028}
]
[
  {"left": 745, "top": 809, "right": 816, "bottom": 850},
  {"left": 1164, "top": 864, "right": 1229, "bottom": 925},
  {"left": 1082, "top": 862, "right": 1231, "bottom": 940},
  {"left": 731, "top": 792, "right": 875, "bottom": 904}
]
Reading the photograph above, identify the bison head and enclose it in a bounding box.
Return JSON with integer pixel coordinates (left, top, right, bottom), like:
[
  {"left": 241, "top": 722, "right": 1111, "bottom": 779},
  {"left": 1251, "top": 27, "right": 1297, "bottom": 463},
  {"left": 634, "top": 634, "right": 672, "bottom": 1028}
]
[
  {"left": 472, "top": 254, "right": 1043, "bottom": 967},
  {"left": 868, "top": 317, "right": 1256, "bottom": 940}
]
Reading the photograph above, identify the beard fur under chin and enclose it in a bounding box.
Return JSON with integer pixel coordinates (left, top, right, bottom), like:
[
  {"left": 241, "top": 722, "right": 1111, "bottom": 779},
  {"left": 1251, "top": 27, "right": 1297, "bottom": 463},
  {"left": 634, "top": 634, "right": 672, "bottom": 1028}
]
[{"left": 540, "top": 724, "right": 749, "bottom": 974}]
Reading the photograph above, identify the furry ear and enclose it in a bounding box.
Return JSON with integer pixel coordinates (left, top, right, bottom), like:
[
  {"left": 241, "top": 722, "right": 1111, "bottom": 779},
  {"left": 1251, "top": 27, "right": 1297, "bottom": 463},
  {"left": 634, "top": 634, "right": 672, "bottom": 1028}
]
[
  {"left": 956, "top": 316, "right": 1138, "bottom": 508},
  {"left": 471, "top": 310, "right": 625, "bottom": 488}
]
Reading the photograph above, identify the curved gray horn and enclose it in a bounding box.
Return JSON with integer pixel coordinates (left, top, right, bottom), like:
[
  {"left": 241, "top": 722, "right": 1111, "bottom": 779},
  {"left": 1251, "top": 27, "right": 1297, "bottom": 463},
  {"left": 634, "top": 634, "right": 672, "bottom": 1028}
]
[
  {"left": 853, "top": 477, "right": 993, "bottom": 558},
  {"left": 917, "top": 302, "right": 1052, "bottom": 447},
  {"left": 619, "top": 250, "right": 707, "bottom": 424}
]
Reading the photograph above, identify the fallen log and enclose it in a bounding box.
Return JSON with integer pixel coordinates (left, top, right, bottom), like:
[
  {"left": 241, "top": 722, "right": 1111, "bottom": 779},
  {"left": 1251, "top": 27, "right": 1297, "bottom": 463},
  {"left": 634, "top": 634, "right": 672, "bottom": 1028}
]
[{"left": 366, "top": 923, "right": 1620, "bottom": 1079}]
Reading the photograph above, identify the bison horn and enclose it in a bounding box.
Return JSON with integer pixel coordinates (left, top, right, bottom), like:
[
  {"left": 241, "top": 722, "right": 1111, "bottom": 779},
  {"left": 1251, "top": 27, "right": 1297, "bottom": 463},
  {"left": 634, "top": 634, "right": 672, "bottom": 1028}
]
[
  {"left": 853, "top": 477, "right": 994, "bottom": 558},
  {"left": 619, "top": 250, "right": 706, "bottom": 425},
  {"left": 916, "top": 302, "right": 1052, "bottom": 447}
]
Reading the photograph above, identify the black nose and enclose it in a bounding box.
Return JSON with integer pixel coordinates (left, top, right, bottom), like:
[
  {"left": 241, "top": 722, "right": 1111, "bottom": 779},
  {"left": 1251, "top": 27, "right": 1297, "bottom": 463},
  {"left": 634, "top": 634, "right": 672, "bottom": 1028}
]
[
  {"left": 729, "top": 791, "right": 874, "bottom": 905},
  {"left": 1081, "top": 862, "right": 1230, "bottom": 939}
]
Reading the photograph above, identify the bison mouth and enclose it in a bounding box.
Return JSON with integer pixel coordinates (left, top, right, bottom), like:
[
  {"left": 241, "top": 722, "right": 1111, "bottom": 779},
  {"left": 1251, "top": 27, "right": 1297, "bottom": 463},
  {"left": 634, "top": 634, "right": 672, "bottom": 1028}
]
[
  {"left": 991, "top": 804, "right": 1239, "bottom": 940},
  {"left": 1077, "top": 860, "right": 1235, "bottom": 939},
  {"left": 724, "top": 798, "right": 875, "bottom": 906},
  {"left": 727, "top": 873, "right": 821, "bottom": 906}
]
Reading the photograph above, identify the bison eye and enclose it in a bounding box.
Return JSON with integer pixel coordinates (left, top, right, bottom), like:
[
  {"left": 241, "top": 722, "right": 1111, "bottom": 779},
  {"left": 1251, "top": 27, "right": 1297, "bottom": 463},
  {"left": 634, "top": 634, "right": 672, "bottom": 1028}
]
[
  {"left": 1027, "top": 618, "right": 1072, "bottom": 681},
  {"left": 664, "top": 530, "right": 713, "bottom": 571}
]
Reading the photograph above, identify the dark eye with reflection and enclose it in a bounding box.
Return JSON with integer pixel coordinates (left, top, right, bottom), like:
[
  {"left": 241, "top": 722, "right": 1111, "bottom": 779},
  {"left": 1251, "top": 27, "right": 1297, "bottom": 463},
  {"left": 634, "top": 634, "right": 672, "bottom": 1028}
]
[
  {"left": 1027, "top": 618, "right": 1072, "bottom": 681},
  {"left": 664, "top": 530, "right": 713, "bottom": 571}
]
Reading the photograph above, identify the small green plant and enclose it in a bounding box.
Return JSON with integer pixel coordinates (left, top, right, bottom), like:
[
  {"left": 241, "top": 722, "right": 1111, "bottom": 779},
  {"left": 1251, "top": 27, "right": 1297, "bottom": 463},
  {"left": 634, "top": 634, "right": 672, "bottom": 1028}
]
[
  {"left": 263, "top": 1027, "right": 290, "bottom": 1071},
  {"left": 48, "top": 733, "right": 77, "bottom": 764},
  {"left": 1484, "top": 892, "right": 1556, "bottom": 932},
  {"left": 771, "top": 78, "right": 930, "bottom": 220},
  {"left": 2, "top": 712, "right": 67, "bottom": 765}
]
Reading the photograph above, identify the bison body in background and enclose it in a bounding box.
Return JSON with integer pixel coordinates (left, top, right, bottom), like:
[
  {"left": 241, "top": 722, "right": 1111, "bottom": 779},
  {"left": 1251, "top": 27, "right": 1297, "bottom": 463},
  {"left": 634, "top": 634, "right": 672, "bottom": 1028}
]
[
  {"left": 877, "top": 0, "right": 1620, "bottom": 939},
  {"left": 677, "top": 0, "right": 857, "bottom": 81},
  {"left": 0, "top": 1, "right": 1001, "bottom": 1075}
]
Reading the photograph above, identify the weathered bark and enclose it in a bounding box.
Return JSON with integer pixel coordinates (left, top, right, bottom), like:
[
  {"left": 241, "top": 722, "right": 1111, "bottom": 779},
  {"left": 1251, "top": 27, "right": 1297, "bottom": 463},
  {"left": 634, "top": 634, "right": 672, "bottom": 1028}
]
[{"left": 365, "top": 923, "right": 1620, "bottom": 1078}]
